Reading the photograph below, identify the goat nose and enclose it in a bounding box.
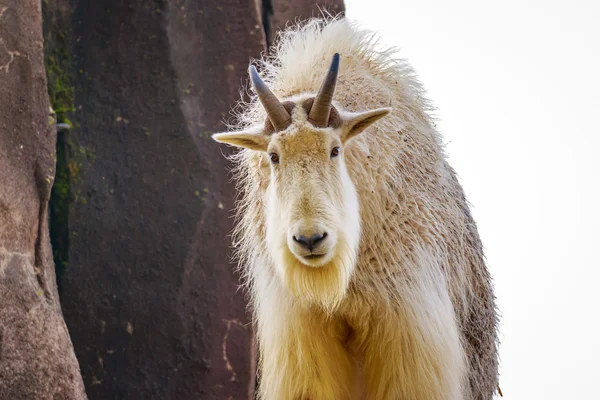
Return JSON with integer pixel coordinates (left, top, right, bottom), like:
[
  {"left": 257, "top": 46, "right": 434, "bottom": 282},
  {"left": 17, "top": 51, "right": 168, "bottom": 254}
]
[{"left": 293, "top": 232, "right": 328, "bottom": 251}]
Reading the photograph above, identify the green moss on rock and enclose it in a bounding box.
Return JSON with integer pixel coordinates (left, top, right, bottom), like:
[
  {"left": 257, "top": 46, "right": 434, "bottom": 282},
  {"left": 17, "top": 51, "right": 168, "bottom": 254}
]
[{"left": 43, "top": 6, "right": 75, "bottom": 293}]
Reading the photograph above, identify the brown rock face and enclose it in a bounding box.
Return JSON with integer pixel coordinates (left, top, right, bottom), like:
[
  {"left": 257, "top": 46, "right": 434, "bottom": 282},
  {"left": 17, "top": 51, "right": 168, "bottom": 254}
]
[
  {"left": 0, "top": 1, "right": 87, "bottom": 399},
  {"left": 43, "top": 1, "right": 263, "bottom": 399},
  {"left": 40, "top": 1, "right": 265, "bottom": 399}
]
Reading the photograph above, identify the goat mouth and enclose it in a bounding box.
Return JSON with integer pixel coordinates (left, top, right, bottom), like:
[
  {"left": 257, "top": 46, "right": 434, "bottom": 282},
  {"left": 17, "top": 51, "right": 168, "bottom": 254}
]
[
  {"left": 300, "top": 253, "right": 331, "bottom": 267},
  {"left": 304, "top": 254, "right": 326, "bottom": 260}
]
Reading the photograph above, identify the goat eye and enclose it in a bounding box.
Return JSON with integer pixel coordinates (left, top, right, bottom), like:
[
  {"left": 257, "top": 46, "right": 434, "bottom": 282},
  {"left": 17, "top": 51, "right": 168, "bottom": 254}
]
[
  {"left": 269, "top": 153, "right": 280, "bottom": 164},
  {"left": 330, "top": 147, "right": 340, "bottom": 158}
]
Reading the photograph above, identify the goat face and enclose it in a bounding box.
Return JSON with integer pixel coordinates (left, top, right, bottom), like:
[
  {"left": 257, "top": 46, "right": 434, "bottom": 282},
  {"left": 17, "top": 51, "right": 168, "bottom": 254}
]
[{"left": 213, "top": 54, "right": 390, "bottom": 309}]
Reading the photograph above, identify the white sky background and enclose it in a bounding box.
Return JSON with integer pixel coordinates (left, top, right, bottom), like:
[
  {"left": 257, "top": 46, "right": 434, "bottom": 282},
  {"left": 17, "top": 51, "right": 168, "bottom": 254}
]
[{"left": 344, "top": 0, "right": 600, "bottom": 398}]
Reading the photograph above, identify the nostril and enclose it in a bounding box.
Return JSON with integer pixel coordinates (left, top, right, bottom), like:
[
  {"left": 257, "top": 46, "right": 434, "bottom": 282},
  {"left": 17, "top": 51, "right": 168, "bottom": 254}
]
[
  {"left": 310, "top": 232, "right": 327, "bottom": 247},
  {"left": 293, "top": 235, "right": 310, "bottom": 249}
]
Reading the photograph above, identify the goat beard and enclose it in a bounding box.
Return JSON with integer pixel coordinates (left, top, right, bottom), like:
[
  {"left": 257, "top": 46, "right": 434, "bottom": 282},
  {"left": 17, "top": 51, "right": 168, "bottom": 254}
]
[{"left": 276, "top": 241, "right": 356, "bottom": 313}]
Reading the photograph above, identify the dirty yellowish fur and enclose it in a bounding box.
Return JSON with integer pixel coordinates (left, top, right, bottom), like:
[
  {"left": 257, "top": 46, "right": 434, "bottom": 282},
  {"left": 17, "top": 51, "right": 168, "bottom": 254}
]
[{"left": 217, "top": 16, "right": 499, "bottom": 400}]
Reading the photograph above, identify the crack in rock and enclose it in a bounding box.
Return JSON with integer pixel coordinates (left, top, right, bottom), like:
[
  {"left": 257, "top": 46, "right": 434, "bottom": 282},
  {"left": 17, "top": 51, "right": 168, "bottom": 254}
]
[
  {"left": 0, "top": 39, "right": 22, "bottom": 74},
  {"left": 222, "top": 318, "right": 246, "bottom": 383}
]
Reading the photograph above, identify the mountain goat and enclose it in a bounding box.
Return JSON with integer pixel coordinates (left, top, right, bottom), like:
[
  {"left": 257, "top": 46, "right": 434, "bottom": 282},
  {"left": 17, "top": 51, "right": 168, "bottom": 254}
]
[{"left": 213, "top": 17, "right": 499, "bottom": 400}]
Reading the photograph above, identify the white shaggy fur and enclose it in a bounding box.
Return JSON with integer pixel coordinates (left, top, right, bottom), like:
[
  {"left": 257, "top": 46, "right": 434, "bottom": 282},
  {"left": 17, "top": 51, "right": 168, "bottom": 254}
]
[{"left": 215, "top": 17, "right": 499, "bottom": 400}]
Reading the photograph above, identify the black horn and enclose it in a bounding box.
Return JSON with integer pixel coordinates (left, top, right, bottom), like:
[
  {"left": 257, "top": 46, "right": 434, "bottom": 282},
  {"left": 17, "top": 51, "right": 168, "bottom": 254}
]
[
  {"left": 249, "top": 65, "right": 291, "bottom": 131},
  {"left": 309, "top": 53, "right": 340, "bottom": 127}
]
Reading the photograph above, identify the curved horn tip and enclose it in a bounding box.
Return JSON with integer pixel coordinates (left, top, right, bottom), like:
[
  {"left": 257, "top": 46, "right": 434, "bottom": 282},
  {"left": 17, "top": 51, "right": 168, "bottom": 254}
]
[
  {"left": 248, "top": 65, "right": 260, "bottom": 84},
  {"left": 330, "top": 53, "right": 340, "bottom": 71},
  {"left": 248, "top": 65, "right": 272, "bottom": 95}
]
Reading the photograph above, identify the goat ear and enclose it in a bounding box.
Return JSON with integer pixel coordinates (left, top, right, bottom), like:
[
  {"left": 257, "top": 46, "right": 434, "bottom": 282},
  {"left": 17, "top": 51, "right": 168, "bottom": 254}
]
[
  {"left": 342, "top": 108, "right": 392, "bottom": 143},
  {"left": 212, "top": 127, "right": 270, "bottom": 152}
]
